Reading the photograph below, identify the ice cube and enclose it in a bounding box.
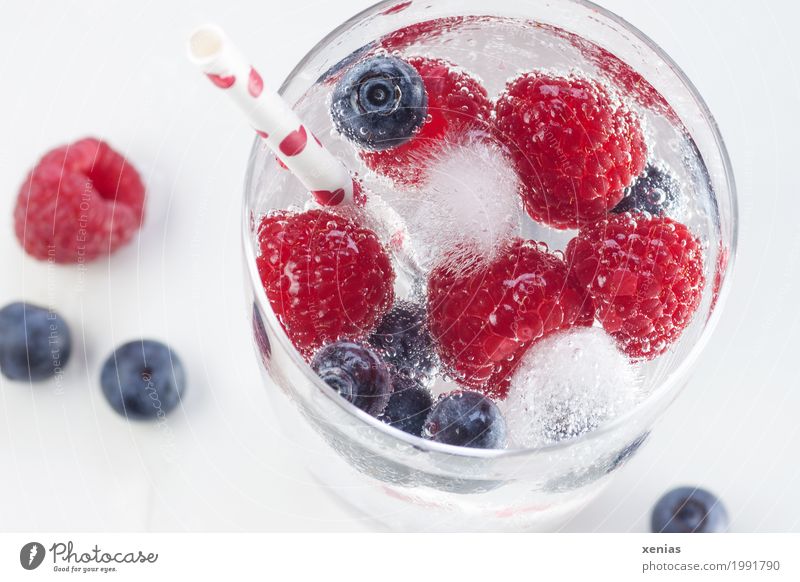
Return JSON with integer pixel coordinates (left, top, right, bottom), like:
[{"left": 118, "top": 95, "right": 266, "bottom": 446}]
[
  {"left": 389, "top": 137, "right": 522, "bottom": 272},
  {"left": 502, "top": 327, "right": 639, "bottom": 448}
]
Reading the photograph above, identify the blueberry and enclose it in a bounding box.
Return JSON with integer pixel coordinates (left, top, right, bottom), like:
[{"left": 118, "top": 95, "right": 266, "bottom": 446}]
[
  {"left": 613, "top": 164, "right": 680, "bottom": 215},
  {"left": 330, "top": 55, "right": 427, "bottom": 151},
  {"left": 423, "top": 391, "right": 507, "bottom": 449},
  {"left": 0, "top": 302, "right": 71, "bottom": 382},
  {"left": 368, "top": 301, "right": 437, "bottom": 384},
  {"left": 651, "top": 487, "right": 729, "bottom": 533},
  {"left": 379, "top": 376, "right": 433, "bottom": 437},
  {"left": 100, "top": 340, "right": 186, "bottom": 420},
  {"left": 311, "top": 341, "right": 392, "bottom": 417}
]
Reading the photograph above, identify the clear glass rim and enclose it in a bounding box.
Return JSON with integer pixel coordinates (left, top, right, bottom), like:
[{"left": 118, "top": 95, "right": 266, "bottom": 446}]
[{"left": 243, "top": 0, "right": 739, "bottom": 460}]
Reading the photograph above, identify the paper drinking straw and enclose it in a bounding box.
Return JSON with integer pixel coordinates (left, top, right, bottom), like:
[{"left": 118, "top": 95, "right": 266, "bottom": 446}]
[{"left": 187, "top": 25, "right": 359, "bottom": 207}]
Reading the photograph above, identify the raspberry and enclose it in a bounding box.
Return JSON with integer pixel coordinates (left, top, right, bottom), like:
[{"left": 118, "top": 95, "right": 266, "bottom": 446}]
[
  {"left": 14, "top": 138, "right": 145, "bottom": 263},
  {"left": 256, "top": 209, "right": 395, "bottom": 357},
  {"left": 566, "top": 213, "right": 705, "bottom": 359},
  {"left": 494, "top": 72, "right": 647, "bottom": 229},
  {"left": 427, "top": 239, "right": 593, "bottom": 399},
  {"left": 361, "top": 57, "right": 492, "bottom": 186}
]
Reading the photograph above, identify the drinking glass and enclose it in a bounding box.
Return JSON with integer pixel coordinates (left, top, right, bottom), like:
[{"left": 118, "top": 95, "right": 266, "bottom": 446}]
[{"left": 243, "top": 0, "right": 737, "bottom": 531}]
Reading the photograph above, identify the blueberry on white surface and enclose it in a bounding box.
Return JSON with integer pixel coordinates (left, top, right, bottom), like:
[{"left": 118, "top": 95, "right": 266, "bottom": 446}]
[
  {"left": 331, "top": 55, "right": 427, "bottom": 151},
  {"left": 0, "top": 302, "right": 71, "bottom": 382},
  {"left": 100, "top": 340, "right": 186, "bottom": 420},
  {"left": 379, "top": 376, "right": 433, "bottom": 437},
  {"left": 423, "top": 390, "right": 507, "bottom": 449},
  {"left": 311, "top": 341, "right": 392, "bottom": 417},
  {"left": 651, "top": 486, "right": 729, "bottom": 533}
]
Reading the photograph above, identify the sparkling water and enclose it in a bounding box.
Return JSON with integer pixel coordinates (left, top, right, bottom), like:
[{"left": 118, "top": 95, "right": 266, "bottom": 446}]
[{"left": 250, "top": 15, "right": 723, "bottom": 444}]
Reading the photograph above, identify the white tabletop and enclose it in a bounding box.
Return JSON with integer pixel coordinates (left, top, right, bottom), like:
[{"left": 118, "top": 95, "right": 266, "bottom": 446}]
[{"left": 0, "top": 0, "right": 797, "bottom": 532}]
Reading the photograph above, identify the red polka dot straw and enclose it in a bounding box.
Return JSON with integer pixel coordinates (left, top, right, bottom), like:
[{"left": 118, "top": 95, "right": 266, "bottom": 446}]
[{"left": 187, "top": 25, "right": 358, "bottom": 208}]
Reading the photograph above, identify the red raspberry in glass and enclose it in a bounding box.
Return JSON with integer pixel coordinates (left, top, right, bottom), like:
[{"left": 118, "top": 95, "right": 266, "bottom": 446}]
[
  {"left": 256, "top": 209, "right": 395, "bottom": 357},
  {"left": 566, "top": 213, "right": 705, "bottom": 358},
  {"left": 427, "top": 239, "right": 593, "bottom": 399},
  {"left": 361, "top": 56, "right": 493, "bottom": 186},
  {"left": 494, "top": 72, "right": 647, "bottom": 229}
]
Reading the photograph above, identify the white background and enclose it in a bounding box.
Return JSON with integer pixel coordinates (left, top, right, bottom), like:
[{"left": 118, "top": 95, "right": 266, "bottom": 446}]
[{"left": 0, "top": 0, "right": 798, "bottom": 532}]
